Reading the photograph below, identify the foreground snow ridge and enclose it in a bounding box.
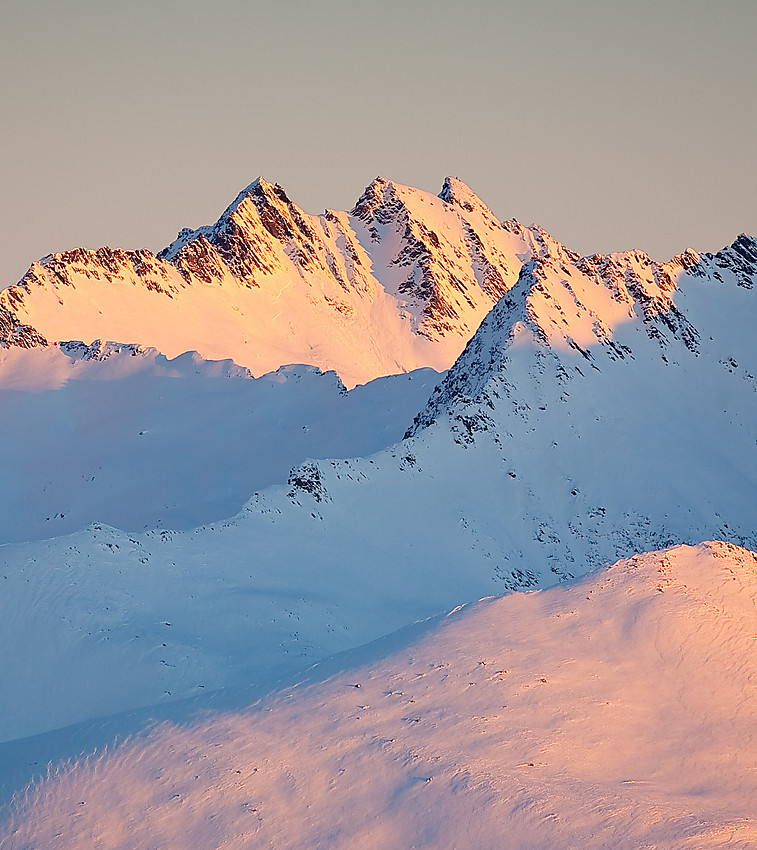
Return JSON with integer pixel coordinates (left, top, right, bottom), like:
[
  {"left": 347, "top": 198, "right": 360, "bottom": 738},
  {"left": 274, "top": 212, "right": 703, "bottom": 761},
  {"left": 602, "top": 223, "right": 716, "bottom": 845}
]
[{"left": 3, "top": 542, "right": 755, "bottom": 849}]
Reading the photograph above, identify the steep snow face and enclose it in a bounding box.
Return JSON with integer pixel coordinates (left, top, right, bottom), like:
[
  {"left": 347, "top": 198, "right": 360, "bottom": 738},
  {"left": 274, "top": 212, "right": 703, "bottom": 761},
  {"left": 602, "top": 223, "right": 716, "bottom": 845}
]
[
  {"left": 407, "top": 234, "right": 757, "bottom": 433},
  {"left": 348, "top": 176, "right": 538, "bottom": 339},
  {"left": 1, "top": 234, "right": 756, "bottom": 741},
  {"left": 3, "top": 543, "right": 756, "bottom": 849},
  {"left": 0, "top": 343, "right": 441, "bottom": 544},
  {"left": 0, "top": 177, "right": 541, "bottom": 387}
]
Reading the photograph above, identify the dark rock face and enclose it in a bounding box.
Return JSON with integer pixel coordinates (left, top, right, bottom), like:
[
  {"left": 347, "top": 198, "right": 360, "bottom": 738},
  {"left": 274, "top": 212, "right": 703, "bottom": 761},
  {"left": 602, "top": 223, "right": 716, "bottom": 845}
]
[
  {"left": 0, "top": 284, "right": 48, "bottom": 348},
  {"left": 702, "top": 234, "right": 757, "bottom": 289},
  {"left": 576, "top": 252, "right": 700, "bottom": 354},
  {"left": 170, "top": 234, "right": 226, "bottom": 284},
  {"left": 350, "top": 177, "right": 529, "bottom": 340},
  {"left": 210, "top": 213, "right": 281, "bottom": 282},
  {"left": 57, "top": 340, "right": 146, "bottom": 360},
  {"left": 0, "top": 309, "right": 47, "bottom": 348},
  {"left": 288, "top": 462, "right": 329, "bottom": 503}
]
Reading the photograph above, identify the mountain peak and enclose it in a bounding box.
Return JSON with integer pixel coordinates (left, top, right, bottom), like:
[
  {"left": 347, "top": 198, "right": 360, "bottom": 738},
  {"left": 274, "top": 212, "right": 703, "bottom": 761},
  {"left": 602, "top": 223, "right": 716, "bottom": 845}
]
[
  {"left": 438, "top": 176, "right": 480, "bottom": 209},
  {"left": 405, "top": 234, "right": 732, "bottom": 437},
  {"left": 0, "top": 174, "right": 546, "bottom": 385},
  {"left": 225, "top": 176, "right": 292, "bottom": 217},
  {"left": 350, "top": 176, "right": 396, "bottom": 221},
  {"left": 160, "top": 176, "right": 285, "bottom": 258},
  {"left": 234, "top": 175, "right": 271, "bottom": 197},
  {"left": 703, "top": 232, "right": 757, "bottom": 288},
  {"left": 17, "top": 173, "right": 728, "bottom": 390}
]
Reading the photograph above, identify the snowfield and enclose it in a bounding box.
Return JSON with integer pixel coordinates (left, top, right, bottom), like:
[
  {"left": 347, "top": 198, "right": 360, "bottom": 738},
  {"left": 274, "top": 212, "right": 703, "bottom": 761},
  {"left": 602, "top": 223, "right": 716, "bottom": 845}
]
[
  {"left": 0, "top": 341, "right": 440, "bottom": 544},
  {"left": 0, "top": 176, "right": 756, "bottom": 847},
  {"left": 1, "top": 177, "right": 543, "bottom": 388},
  {"left": 2, "top": 543, "right": 755, "bottom": 849}
]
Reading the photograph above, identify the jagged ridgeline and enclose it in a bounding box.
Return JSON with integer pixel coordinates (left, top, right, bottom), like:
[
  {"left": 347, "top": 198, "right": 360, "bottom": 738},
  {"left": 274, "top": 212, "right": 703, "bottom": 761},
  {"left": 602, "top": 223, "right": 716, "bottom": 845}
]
[
  {"left": 2, "top": 175, "right": 757, "bottom": 845},
  {"left": 0, "top": 177, "right": 559, "bottom": 388},
  {"left": 1, "top": 175, "right": 756, "bottom": 742},
  {"left": 4, "top": 176, "right": 755, "bottom": 393}
]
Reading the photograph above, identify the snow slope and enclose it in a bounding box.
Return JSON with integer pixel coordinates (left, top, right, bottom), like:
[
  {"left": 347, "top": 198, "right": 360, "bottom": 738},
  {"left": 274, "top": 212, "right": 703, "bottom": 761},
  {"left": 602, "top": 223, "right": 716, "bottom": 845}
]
[
  {"left": 0, "top": 177, "right": 544, "bottom": 387},
  {"left": 0, "top": 341, "right": 440, "bottom": 544},
  {"left": 1, "top": 232, "right": 756, "bottom": 742},
  {"left": 2, "top": 542, "right": 755, "bottom": 849}
]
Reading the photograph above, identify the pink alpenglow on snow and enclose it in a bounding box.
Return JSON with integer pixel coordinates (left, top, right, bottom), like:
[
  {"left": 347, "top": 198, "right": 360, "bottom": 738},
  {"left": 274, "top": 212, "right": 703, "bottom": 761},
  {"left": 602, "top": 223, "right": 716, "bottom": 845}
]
[
  {"left": 1, "top": 177, "right": 546, "bottom": 388},
  {"left": 2, "top": 543, "right": 755, "bottom": 849}
]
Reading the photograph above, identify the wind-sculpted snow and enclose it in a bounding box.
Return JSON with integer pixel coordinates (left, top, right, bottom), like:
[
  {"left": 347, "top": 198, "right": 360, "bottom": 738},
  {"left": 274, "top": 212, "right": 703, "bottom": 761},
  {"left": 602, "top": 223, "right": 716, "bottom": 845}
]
[
  {"left": 0, "top": 177, "right": 546, "bottom": 387},
  {"left": 2, "top": 169, "right": 757, "bottom": 850},
  {"left": 2, "top": 543, "right": 756, "bottom": 849}
]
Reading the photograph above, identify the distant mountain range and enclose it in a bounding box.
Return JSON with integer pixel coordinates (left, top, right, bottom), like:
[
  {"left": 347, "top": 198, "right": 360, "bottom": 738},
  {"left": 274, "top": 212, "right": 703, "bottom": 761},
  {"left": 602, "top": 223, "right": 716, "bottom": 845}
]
[
  {"left": 4, "top": 174, "right": 754, "bottom": 393},
  {"left": 2, "top": 176, "right": 554, "bottom": 387}
]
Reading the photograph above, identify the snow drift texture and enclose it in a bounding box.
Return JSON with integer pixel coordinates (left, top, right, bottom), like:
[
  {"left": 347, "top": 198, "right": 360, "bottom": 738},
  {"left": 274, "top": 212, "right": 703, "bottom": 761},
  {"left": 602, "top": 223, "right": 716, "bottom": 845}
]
[{"left": 3, "top": 543, "right": 756, "bottom": 849}]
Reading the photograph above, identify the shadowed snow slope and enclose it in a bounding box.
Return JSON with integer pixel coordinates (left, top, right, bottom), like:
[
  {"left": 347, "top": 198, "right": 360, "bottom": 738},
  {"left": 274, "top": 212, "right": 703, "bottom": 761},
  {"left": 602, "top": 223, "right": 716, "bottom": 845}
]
[
  {"left": 0, "top": 342, "right": 440, "bottom": 543},
  {"left": 2, "top": 542, "right": 755, "bottom": 849}
]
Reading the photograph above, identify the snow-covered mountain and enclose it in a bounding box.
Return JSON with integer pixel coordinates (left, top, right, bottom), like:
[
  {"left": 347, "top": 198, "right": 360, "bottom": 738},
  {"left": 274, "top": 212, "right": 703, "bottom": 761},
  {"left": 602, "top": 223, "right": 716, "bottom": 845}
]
[
  {"left": 3, "top": 542, "right": 755, "bottom": 849},
  {"left": 1, "top": 174, "right": 757, "bottom": 847},
  {"left": 0, "top": 177, "right": 548, "bottom": 387},
  {"left": 408, "top": 233, "right": 757, "bottom": 432},
  {"left": 1, "top": 224, "right": 756, "bottom": 743}
]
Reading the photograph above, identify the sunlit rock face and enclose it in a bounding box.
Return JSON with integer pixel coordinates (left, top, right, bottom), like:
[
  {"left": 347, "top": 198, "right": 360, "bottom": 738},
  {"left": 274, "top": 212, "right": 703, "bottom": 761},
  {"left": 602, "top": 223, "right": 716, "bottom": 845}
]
[
  {"left": 0, "top": 176, "right": 554, "bottom": 388},
  {"left": 9, "top": 176, "right": 750, "bottom": 392}
]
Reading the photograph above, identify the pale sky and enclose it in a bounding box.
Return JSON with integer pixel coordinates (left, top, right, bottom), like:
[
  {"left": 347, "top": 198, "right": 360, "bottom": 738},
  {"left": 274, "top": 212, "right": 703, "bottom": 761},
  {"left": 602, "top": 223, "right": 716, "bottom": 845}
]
[{"left": 1, "top": 0, "right": 755, "bottom": 286}]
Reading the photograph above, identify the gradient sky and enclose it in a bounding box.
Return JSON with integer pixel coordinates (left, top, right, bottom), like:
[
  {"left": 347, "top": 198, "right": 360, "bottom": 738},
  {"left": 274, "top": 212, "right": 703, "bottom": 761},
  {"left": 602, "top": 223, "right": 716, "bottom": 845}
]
[{"left": 1, "top": 0, "right": 755, "bottom": 286}]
